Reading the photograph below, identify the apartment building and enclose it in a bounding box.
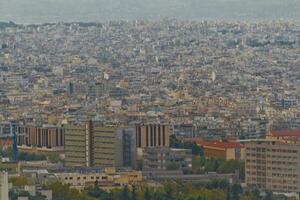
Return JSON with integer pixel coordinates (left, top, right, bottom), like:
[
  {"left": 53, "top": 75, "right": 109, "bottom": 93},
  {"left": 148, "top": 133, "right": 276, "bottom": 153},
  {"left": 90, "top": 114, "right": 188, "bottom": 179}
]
[
  {"left": 245, "top": 141, "right": 300, "bottom": 193},
  {"left": 64, "top": 121, "right": 136, "bottom": 168},
  {"left": 143, "top": 147, "right": 192, "bottom": 171}
]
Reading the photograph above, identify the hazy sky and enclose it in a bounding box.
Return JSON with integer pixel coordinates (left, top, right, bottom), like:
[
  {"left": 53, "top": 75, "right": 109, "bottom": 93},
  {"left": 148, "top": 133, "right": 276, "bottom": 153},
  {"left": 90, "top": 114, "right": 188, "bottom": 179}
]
[{"left": 1, "top": 0, "right": 300, "bottom": 23}]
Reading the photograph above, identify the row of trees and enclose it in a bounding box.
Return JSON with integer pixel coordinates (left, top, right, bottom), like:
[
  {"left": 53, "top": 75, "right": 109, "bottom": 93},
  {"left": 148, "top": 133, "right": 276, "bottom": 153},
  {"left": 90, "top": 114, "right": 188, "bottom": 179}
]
[
  {"left": 170, "top": 135, "right": 204, "bottom": 156},
  {"left": 9, "top": 176, "right": 296, "bottom": 200},
  {"left": 1, "top": 146, "right": 61, "bottom": 163},
  {"left": 192, "top": 156, "right": 245, "bottom": 179},
  {"left": 44, "top": 180, "right": 296, "bottom": 200}
]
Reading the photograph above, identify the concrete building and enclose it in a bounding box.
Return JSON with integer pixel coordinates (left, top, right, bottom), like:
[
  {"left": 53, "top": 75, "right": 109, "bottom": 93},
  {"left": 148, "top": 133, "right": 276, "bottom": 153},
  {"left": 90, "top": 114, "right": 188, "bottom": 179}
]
[
  {"left": 266, "top": 129, "right": 300, "bottom": 144},
  {"left": 143, "top": 147, "right": 192, "bottom": 171},
  {"left": 245, "top": 141, "right": 300, "bottom": 193},
  {"left": 0, "top": 172, "right": 9, "bottom": 200},
  {"left": 64, "top": 121, "right": 136, "bottom": 168},
  {"left": 135, "top": 124, "right": 170, "bottom": 148},
  {"left": 55, "top": 168, "right": 142, "bottom": 191},
  {"left": 17, "top": 124, "right": 64, "bottom": 152}
]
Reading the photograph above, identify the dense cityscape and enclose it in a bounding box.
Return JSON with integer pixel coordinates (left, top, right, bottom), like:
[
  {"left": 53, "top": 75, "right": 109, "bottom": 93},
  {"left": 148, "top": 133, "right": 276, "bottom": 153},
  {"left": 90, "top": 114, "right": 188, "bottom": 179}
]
[{"left": 0, "top": 19, "right": 300, "bottom": 200}]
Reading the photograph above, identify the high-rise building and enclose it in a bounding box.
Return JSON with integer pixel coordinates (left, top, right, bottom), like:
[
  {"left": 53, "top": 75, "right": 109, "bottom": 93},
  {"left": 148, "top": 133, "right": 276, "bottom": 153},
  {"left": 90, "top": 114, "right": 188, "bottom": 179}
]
[
  {"left": 135, "top": 124, "right": 170, "bottom": 148},
  {"left": 245, "top": 141, "right": 300, "bottom": 193},
  {"left": 0, "top": 172, "right": 9, "bottom": 200},
  {"left": 64, "top": 121, "right": 136, "bottom": 168}
]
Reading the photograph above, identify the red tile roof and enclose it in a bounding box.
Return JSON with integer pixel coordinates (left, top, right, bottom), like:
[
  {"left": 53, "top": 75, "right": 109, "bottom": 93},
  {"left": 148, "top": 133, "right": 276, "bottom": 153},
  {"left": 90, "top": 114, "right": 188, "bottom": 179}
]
[
  {"left": 0, "top": 139, "right": 13, "bottom": 146},
  {"left": 269, "top": 129, "right": 300, "bottom": 137},
  {"left": 196, "top": 140, "right": 244, "bottom": 149}
]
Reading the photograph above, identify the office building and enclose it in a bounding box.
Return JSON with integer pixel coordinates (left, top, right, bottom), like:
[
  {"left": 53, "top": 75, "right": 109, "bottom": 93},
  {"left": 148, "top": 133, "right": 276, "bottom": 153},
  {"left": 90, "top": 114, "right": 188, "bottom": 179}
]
[
  {"left": 143, "top": 147, "right": 192, "bottom": 171},
  {"left": 135, "top": 124, "right": 170, "bottom": 148},
  {"left": 245, "top": 141, "right": 300, "bottom": 193},
  {"left": 64, "top": 121, "right": 136, "bottom": 168},
  {"left": 17, "top": 125, "right": 64, "bottom": 152}
]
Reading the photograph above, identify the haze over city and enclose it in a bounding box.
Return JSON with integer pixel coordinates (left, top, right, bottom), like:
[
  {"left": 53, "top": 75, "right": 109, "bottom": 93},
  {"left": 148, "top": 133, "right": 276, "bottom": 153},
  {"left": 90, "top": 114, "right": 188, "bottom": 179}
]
[{"left": 1, "top": 0, "right": 300, "bottom": 23}]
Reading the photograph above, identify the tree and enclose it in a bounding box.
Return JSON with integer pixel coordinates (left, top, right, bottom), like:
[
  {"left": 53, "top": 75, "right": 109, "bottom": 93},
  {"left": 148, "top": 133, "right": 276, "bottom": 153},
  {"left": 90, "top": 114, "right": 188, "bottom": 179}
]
[
  {"left": 87, "top": 186, "right": 103, "bottom": 198},
  {"left": 46, "top": 181, "right": 96, "bottom": 200},
  {"left": 230, "top": 184, "right": 242, "bottom": 200},
  {"left": 121, "top": 185, "right": 130, "bottom": 200},
  {"left": 264, "top": 191, "right": 272, "bottom": 200},
  {"left": 131, "top": 185, "right": 137, "bottom": 200},
  {"left": 10, "top": 176, "right": 28, "bottom": 186},
  {"left": 144, "top": 188, "right": 151, "bottom": 200}
]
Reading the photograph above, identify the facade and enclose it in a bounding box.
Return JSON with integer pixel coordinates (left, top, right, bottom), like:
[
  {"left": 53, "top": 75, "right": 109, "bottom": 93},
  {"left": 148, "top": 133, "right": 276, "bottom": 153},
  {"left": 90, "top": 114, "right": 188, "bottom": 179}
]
[
  {"left": 245, "top": 141, "right": 300, "bottom": 193},
  {"left": 143, "top": 147, "right": 192, "bottom": 171},
  {"left": 55, "top": 168, "right": 142, "bottom": 191},
  {"left": 196, "top": 140, "right": 245, "bottom": 160},
  {"left": 266, "top": 129, "right": 300, "bottom": 144},
  {"left": 0, "top": 172, "right": 9, "bottom": 200},
  {"left": 64, "top": 121, "right": 136, "bottom": 168},
  {"left": 17, "top": 125, "right": 64, "bottom": 151},
  {"left": 135, "top": 124, "right": 170, "bottom": 148}
]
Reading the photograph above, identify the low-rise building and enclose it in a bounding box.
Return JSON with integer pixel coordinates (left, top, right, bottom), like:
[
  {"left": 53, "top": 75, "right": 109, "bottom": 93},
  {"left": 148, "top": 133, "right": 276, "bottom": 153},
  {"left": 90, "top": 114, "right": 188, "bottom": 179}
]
[
  {"left": 55, "top": 168, "right": 142, "bottom": 191},
  {"left": 266, "top": 129, "right": 300, "bottom": 144},
  {"left": 143, "top": 147, "right": 192, "bottom": 171},
  {"left": 196, "top": 140, "right": 245, "bottom": 160}
]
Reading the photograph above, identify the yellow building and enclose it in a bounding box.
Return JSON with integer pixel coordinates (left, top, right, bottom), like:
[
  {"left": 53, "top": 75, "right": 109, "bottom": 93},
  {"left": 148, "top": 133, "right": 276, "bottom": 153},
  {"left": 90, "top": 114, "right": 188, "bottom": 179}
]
[{"left": 55, "top": 168, "right": 142, "bottom": 191}]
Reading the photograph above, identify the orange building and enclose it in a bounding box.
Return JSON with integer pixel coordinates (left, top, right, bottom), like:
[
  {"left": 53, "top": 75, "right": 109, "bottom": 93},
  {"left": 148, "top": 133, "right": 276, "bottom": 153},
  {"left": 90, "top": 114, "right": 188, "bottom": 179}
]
[
  {"left": 196, "top": 140, "right": 245, "bottom": 160},
  {"left": 135, "top": 124, "right": 170, "bottom": 148},
  {"left": 17, "top": 125, "right": 64, "bottom": 151}
]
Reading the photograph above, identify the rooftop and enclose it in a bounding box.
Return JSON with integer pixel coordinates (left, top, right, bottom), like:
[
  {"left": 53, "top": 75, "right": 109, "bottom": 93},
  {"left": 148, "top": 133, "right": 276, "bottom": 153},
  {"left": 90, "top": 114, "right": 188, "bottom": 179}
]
[
  {"left": 196, "top": 140, "right": 244, "bottom": 149},
  {"left": 269, "top": 129, "right": 300, "bottom": 137}
]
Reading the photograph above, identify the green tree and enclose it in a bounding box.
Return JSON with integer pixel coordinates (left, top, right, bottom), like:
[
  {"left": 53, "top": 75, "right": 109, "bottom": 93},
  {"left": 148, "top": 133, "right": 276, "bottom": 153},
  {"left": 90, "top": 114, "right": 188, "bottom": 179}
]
[
  {"left": 264, "top": 191, "right": 272, "bottom": 200},
  {"left": 10, "top": 176, "right": 28, "bottom": 186},
  {"left": 131, "top": 185, "right": 137, "bottom": 200},
  {"left": 121, "top": 185, "right": 130, "bottom": 200},
  {"left": 230, "top": 184, "right": 242, "bottom": 200},
  {"left": 144, "top": 188, "right": 151, "bottom": 200}
]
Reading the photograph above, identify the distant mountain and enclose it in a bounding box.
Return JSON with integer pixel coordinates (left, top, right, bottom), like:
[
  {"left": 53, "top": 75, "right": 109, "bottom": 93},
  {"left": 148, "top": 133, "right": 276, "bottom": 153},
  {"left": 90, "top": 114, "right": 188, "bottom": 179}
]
[{"left": 1, "top": 0, "right": 300, "bottom": 23}]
